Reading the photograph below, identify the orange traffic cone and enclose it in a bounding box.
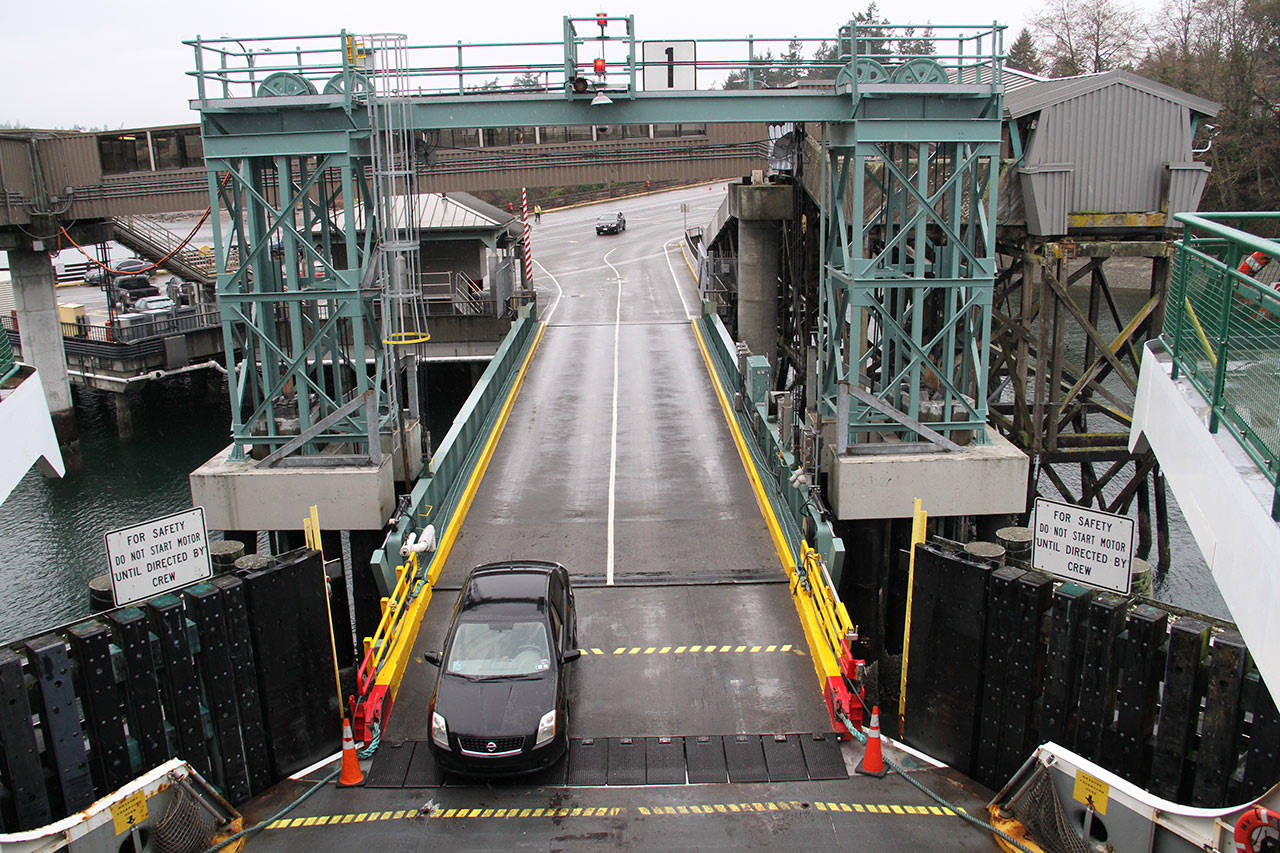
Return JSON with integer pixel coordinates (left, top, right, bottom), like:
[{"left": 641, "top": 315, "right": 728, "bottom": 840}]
[
  {"left": 338, "top": 718, "right": 364, "bottom": 786},
  {"left": 855, "top": 705, "right": 887, "bottom": 778}
]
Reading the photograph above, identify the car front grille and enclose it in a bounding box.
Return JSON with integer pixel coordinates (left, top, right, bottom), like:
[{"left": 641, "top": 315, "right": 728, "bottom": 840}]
[{"left": 459, "top": 735, "right": 525, "bottom": 754}]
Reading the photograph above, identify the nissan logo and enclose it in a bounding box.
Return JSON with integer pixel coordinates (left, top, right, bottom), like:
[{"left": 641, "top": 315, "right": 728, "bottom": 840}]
[{"left": 486, "top": 741, "right": 497, "bottom": 752}]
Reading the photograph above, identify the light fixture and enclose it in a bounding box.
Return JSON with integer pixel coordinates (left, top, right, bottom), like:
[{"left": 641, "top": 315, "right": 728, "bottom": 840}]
[{"left": 590, "top": 91, "right": 613, "bottom": 106}]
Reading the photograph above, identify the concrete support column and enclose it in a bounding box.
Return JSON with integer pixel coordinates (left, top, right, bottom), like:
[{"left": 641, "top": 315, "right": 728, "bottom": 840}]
[
  {"left": 10, "top": 246, "right": 81, "bottom": 474},
  {"left": 114, "top": 388, "right": 140, "bottom": 442},
  {"left": 738, "top": 219, "right": 781, "bottom": 372},
  {"left": 729, "top": 181, "right": 793, "bottom": 376}
]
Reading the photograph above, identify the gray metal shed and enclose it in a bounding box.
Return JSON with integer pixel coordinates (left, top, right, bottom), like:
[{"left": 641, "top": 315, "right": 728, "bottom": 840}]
[{"left": 999, "top": 70, "right": 1220, "bottom": 236}]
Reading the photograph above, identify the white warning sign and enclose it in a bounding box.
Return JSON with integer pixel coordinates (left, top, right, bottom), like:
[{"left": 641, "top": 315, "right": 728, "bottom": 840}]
[
  {"left": 104, "top": 507, "right": 212, "bottom": 606},
  {"left": 1032, "top": 498, "right": 1135, "bottom": 595}
]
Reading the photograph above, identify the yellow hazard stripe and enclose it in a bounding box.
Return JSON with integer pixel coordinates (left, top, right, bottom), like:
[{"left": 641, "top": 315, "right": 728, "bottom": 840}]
[
  {"left": 372, "top": 322, "right": 547, "bottom": 700},
  {"left": 266, "top": 800, "right": 960, "bottom": 829},
  {"left": 577, "top": 645, "right": 799, "bottom": 656}
]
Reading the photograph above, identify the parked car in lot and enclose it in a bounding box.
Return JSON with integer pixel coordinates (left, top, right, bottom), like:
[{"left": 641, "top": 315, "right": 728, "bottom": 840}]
[
  {"left": 425, "top": 561, "right": 579, "bottom": 776},
  {"left": 110, "top": 275, "right": 160, "bottom": 310},
  {"left": 83, "top": 266, "right": 108, "bottom": 287},
  {"left": 114, "top": 258, "right": 152, "bottom": 277},
  {"left": 595, "top": 212, "right": 626, "bottom": 235},
  {"left": 133, "top": 295, "right": 175, "bottom": 312}
]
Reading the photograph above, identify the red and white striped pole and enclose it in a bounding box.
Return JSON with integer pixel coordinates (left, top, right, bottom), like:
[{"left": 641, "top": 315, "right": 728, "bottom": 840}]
[{"left": 521, "top": 187, "right": 533, "bottom": 286}]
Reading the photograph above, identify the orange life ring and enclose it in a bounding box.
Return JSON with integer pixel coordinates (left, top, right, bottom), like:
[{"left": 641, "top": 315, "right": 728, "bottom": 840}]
[
  {"left": 1232, "top": 251, "right": 1277, "bottom": 320},
  {"left": 1238, "top": 251, "right": 1272, "bottom": 277},
  {"left": 1233, "top": 805, "right": 1280, "bottom": 853}
]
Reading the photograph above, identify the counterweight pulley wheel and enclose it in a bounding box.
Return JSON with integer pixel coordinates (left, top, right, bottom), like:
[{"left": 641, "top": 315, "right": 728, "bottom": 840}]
[{"left": 257, "top": 72, "right": 318, "bottom": 97}]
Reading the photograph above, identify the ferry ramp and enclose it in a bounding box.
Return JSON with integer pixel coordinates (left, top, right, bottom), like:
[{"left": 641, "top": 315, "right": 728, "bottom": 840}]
[{"left": 245, "top": 187, "right": 998, "bottom": 850}]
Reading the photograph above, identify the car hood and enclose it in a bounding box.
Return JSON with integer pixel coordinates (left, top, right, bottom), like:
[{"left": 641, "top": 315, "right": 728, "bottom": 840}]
[{"left": 435, "top": 672, "right": 557, "bottom": 737}]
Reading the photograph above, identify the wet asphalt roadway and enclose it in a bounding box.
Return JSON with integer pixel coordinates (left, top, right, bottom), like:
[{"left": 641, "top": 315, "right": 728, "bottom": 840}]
[{"left": 243, "top": 185, "right": 999, "bottom": 851}]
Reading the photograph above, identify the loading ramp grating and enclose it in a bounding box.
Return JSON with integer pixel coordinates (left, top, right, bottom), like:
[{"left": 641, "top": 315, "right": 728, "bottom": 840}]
[{"left": 363, "top": 733, "right": 848, "bottom": 789}]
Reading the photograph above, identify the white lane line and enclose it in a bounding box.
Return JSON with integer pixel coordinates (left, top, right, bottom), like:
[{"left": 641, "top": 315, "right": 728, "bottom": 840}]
[
  {"left": 546, "top": 250, "right": 672, "bottom": 278},
  {"left": 533, "top": 259, "right": 564, "bottom": 323},
  {"left": 604, "top": 246, "right": 622, "bottom": 586},
  {"left": 663, "top": 239, "right": 695, "bottom": 320}
]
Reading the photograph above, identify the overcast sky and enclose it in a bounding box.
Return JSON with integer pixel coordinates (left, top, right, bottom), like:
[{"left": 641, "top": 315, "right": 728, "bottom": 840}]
[{"left": 0, "top": 0, "right": 1154, "bottom": 130}]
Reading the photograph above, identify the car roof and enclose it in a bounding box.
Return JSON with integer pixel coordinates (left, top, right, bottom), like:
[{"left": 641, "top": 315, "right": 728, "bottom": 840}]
[{"left": 460, "top": 561, "right": 565, "bottom": 609}]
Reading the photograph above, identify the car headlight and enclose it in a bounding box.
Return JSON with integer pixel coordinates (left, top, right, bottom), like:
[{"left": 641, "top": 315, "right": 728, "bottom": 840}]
[
  {"left": 431, "top": 711, "right": 449, "bottom": 749},
  {"left": 534, "top": 709, "right": 557, "bottom": 748}
]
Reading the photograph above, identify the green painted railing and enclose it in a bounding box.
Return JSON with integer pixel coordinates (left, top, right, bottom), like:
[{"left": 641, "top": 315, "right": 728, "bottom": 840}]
[
  {"left": 695, "top": 307, "right": 846, "bottom": 583},
  {"left": 1165, "top": 212, "right": 1280, "bottom": 517},
  {"left": 0, "top": 317, "right": 16, "bottom": 385}
]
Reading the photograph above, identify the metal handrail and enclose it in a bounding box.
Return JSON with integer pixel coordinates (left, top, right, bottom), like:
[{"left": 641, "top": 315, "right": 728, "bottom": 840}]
[
  {"left": 1164, "top": 212, "right": 1280, "bottom": 517},
  {"left": 0, "top": 319, "right": 16, "bottom": 385},
  {"left": 355, "top": 551, "right": 424, "bottom": 698},
  {"left": 187, "top": 21, "right": 1005, "bottom": 102}
]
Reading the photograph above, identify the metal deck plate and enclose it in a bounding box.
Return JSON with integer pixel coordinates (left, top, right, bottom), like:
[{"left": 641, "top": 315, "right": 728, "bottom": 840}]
[
  {"left": 606, "top": 737, "right": 645, "bottom": 786},
  {"left": 363, "top": 741, "right": 413, "bottom": 788},
  {"left": 567, "top": 738, "right": 608, "bottom": 786},
  {"left": 685, "top": 735, "right": 728, "bottom": 784},
  {"left": 762, "top": 734, "right": 808, "bottom": 782},
  {"left": 357, "top": 733, "right": 849, "bottom": 789},
  {"left": 644, "top": 737, "right": 686, "bottom": 785},
  {"left": 800, "top": 732, "right": 850, "bottom": 780},
  {"left": 723, "top": 734, "right": 769, "bottom": 783}
]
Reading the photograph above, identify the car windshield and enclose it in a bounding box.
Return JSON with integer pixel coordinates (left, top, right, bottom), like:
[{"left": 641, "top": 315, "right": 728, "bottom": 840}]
[{"left": 446, "top": 619, "right": 551, "bottom": 677}]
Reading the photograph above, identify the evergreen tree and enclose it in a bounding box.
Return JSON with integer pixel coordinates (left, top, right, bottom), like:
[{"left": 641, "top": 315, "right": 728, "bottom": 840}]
[{"left": 1007, "top": 28, "right": 1045, "bottom": 75}]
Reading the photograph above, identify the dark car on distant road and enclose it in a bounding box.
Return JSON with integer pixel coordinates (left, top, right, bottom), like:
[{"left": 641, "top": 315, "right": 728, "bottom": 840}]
[
  {"left": 595, "top": 212, "right": 626, "bottom": 235},
  {"left": 425, "top": 561, "right": 579, "bottom": 776}
]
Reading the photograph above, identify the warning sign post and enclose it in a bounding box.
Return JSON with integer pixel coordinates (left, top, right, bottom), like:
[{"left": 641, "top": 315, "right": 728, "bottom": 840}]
[
  {"left": 1031, "top": 497, "right": 1135, "bottom": 595},
  {"left": 104, "top": 508, "right": 212, "bottom": 607}
]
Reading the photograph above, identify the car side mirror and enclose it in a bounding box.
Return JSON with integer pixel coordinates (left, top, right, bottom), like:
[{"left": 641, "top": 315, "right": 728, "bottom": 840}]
[
  {"left": 424, "top": 650, "right": 442, "bottom": 666},
  {"left": 561, "top": 649, "right": 581, "bottom": 663}
]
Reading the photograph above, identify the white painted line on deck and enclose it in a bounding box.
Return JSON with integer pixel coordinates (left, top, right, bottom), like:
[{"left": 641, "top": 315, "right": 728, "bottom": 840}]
[
  {"left": 663, "top": 239, "right": 695, "bottom": 320},
  {"left": 534, "top": 258, "right": 565, "bottom": 323},
  {"left": 289, "top": 751, "right": 341, "bottom": 780},
  {"left": 604, "top": 247, "right": 623, "bottom": 586}
]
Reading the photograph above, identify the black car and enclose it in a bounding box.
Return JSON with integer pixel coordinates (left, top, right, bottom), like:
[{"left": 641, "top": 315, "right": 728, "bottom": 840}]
[
  {"left": 595, "top": 212, "right": 626, "bottom": 235},
  {"left": 425, "top": 561, "right": 579, "bottom": 776}
]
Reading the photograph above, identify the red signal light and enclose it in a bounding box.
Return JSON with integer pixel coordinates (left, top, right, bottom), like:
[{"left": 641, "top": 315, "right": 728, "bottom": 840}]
[{"left": 593, "top": 57, "right": 606, "bottom": 76}]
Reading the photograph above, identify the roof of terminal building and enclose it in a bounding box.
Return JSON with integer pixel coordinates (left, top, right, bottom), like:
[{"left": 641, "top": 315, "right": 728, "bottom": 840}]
[
  {"left": 339, "top": 191, "right": 518, "bottom": 235},
  {"left": 950, "top": 63, "right": 1048, "bottom": 92},
  {"left": 1004, "top": 69, "right": 1221, "bottom": 119}
]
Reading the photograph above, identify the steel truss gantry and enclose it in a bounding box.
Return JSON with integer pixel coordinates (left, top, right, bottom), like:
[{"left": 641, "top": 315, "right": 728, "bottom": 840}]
[
  {"left": 817, "top": 50, "right": 1003, "bottom": 448},
  {"left": 188, "top": 19, "right": 1005, "bottom": 466}
]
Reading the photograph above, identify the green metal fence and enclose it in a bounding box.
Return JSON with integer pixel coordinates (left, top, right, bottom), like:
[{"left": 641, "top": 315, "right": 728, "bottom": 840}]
[
  {"left": 0, "top": 319, "right": 16, "bottom": 385},
  {"left": 1165, "top": 212, "right": 1280, "bottom": 516}
]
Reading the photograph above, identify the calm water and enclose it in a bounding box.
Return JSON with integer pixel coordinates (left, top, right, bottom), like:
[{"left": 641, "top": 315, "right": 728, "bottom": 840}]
[
  {"left": 0, "top": 363, "right": 477, "bottom": 645},
  {"left": 1023, "top": 273, "right": 1230, "bottom": 621},
  {"left": 0, "top": 376, "right": 232, "bottom": 643}
]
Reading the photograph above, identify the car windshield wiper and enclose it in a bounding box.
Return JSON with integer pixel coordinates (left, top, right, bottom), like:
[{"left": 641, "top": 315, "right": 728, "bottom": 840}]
[{"left": 464, "top": 672, "right": 541, "bottom": 682}]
